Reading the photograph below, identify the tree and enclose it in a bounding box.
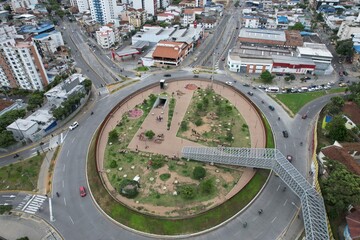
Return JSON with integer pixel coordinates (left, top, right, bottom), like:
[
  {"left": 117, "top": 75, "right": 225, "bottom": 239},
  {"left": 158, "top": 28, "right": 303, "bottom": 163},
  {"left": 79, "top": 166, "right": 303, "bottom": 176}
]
[
  {"left": 200, "top": 179, "right": 214, "bottom": 195},
  {"left": 348, "top": 82, "right": 360, "bottom": 105},
  {"left": 145, "top": 130, "right": 155, "bottom": 139},
  {"left": 336, "top": 39, "right": 354, "bottom": 61},
  {"left": 119, "top": 179, "right": 139, "bottom": 198},
  {"left": 289, "top": 22, "right": 305, "bottom": 31},
  {"left": 193, "top": 166, "right": 206, "bottom": 180},
  {"left": 260, "top": 70, "right": 275, "bottom": 83},
  {"left": 81, "top": 79, "right": 92, "bottom": 93},
  {"left": 0, "top": 109, "right": 26, "bottom": 131},
  {"left": 321, "top": 159, "right": 360, "bottom": 219},
  {"left": 316, "top": 13, "right": 324, "bottom": 22},
  {"left": 0, "top": 131, "right": 16, "bottom": 147},
  {"left": 108, "top": 129, "right": 119, "bottom": 142},
  {"left": 180, "top": 185, "right": 196, "bottom": 200},
  {"left": 326, "top": 115, "right": 348, "bottom": 141},
  {"left": 326, "top": 96, "right": 345, "bottom": 115}
]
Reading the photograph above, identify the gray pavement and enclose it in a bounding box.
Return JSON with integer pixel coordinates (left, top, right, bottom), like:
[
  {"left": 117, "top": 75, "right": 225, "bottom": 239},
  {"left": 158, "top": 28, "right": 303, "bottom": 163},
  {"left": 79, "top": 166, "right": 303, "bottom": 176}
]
[{"left": 0, "top": 213, "right": 61, "bottom": 240}]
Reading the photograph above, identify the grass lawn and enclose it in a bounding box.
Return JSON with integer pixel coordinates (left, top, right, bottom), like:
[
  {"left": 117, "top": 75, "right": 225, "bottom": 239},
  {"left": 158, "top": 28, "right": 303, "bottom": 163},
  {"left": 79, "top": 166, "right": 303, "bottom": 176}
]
[
  {"left": 0, "top": 154, "right": 45, "bottom": 191},
  {"left": 135, "top": 66, "right": 149, "bottom": 72},
  {"left": 272, "top": 88, "right": 346, "bottom": 115}
]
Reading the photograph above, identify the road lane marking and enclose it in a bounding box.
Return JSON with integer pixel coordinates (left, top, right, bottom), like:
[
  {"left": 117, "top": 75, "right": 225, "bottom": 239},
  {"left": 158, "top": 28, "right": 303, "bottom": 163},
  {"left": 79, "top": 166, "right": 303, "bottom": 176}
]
[
  {"left": 67, "top": 150, "right": 70, "bottom": 157},
  {"left": 63, "top": 165, "right": 66, "bottom": 172},
  {"left": 64, "top": 198, "right": 67, "bottom": 206},
  {"left": 71, "top": 138, "right": 75, "bottom": 143},
  {"left": 62, "top": 180, "right": 64, "bottom": 188},
  {"left": 283, "top": 199, "right": 288, "bottom": 206},
  {"left": 271, "top": 216, "right": 277, "bottom": 223},
  {"left": 69, "top": 216, "right": 74, "bottom": 224},
  {"left": 276, "top": 185, "right": 280, "bottom": 191}
]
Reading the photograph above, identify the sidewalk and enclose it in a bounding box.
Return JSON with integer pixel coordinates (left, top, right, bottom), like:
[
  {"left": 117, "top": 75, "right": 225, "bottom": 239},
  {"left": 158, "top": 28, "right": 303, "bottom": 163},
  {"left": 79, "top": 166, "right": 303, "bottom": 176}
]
[
  {"left": 0, "top": 214, "right": 61, "bottom": 240},
  {"left": 37, "top": 149, "right": 57, "bottom": 195}
]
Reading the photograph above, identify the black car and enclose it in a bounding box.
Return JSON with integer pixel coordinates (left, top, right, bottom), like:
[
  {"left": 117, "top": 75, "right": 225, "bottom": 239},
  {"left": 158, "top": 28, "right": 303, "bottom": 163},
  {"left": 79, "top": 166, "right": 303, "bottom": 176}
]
[
  {"left": 282, "top": 130, "right": 289, "bottom": 138},
  {"left": 343, "top": 71, "right": 348, "bottom": 76},
  {"left": 305, "top": 77, "right": 311, "bottom": 80},
  {"left": 193, "top": 75, "right": 199, "bottom": 78},
  {"left": 247, "top": 91, "right": 254, "bottom": 96},
  {"left": 164, "top": 74, "right": 171, "bottom": 77},
  {"left": 243, "top": 83, "right": 250, "bottom": 87},
  {"left": 269, "top": 105, "right": 275, "bottom": 111}
]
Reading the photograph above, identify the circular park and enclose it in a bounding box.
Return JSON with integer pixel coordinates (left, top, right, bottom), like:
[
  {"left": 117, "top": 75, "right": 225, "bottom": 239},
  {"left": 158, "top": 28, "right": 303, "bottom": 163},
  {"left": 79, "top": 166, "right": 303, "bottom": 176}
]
[{"left": 88, "top": 79, "right": 271, "bottom": 235}]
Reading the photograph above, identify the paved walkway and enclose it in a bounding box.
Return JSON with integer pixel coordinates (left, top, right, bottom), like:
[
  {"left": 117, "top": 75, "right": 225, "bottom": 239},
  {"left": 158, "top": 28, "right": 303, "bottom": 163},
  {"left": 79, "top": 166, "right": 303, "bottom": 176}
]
[
  {"left": 37, "top": 149, "right": 56, "bottom": 195},
  {"left": 0, "top": 214, "right": 61, "bottom": 240},
  {"left": 97, "top": 79, "right": 266, "bottom": 206}
]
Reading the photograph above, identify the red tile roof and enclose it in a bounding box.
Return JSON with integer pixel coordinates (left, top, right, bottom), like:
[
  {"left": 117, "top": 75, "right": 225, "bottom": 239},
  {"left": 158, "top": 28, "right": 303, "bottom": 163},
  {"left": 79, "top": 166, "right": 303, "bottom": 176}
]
[
  {"left": 321, "top": 145, "right": 360, "bottom": 175},
  {"left": 152, "top": 41, "right": 186, "bottom": 59},
  {"left": 343, "top": 101, "right": 360, "bottom": 125},
  {"left": 0, "top": 99, "right": 15, "bottom": 112},
  {"left": 346, "top": 208, "right": 360, "bottom": 239}
]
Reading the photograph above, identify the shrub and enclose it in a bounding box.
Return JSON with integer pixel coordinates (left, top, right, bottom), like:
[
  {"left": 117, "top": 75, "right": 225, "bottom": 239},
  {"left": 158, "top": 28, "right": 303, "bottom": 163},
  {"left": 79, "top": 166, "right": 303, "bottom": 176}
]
[
  {"left": 145, "top": 130, "right": 155, "bottom": 139},
  {"left": 109, "top": 160, "right": 117, "bottom": 168},
  {"left": 194, "top": 118, "right": 203, "bottom": 126},
  {"left": 108, "top": 129, "right": 119, "bottom": 143},
  {"left": 180, "top": 185, "right": 196, "bottom": 200},
  {"left": 151, "top": 158, "right": 165, "bottom": 169},
  {"left": 119, "top": 179, "right": 139, "bottom": 198},
  {"left": 160, "top": 173, "right": 171, "bottom": 181},
  {"left": 200, "top": 179, "right": 214, "bottom": 195},
  {"left": 180, "top": 121, "right": 188, "bottom": 131},
  {"left": 193, "top": 166, "right": 206, "bottom": 180}
]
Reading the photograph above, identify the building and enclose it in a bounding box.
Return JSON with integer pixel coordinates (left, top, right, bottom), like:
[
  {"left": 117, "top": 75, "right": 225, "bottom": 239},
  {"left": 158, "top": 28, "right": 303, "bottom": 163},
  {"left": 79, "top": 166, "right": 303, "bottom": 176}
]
[
  {"left": 96, "top": 26, "right": 117, "bottom": 49},
  {"left": 0, "top": 99, "right": 25, "bottom": 116},
  {"left": 11, "top": 0, "right": 38, "bottom": 11},
  {"left": 242, "top": 15, "right": 260, "bottom": 28},
  {"left": 181, "top": 8, "right": 203, "bottom": 26},
  {"left": 133, "top": 0, "right": 157, "bottom": 16},
  {"left": 0, "top": 25, "right": 18, "bottom": 40},
  {"left": 272, "top": 55, "right": 315, "bottom": 74},
  {"left": 202, "top": 17, "right": 217, "bottom": 29},
  {"left": 44, "top": 74, "right": 86, "bottom": 102},
  {"left": 157, "top": 0, "right": 170, "bottom": 9},
  {"left": 297, "top": 43, "right": 333, "bottom": 75},
  {"left": 276, "top": 16, "right": 289, "bottom": 29},
  {"left": 157, "top": 12, "right": 175, "bottom": 22},
  {"left": 337, "top": 21, "right": 360, "bottom": 40},
  {"left": 19, "top": 23, "right": 55, "bottom": 35},
  {"left": 89, "top": 0, "right": 124, "bottom": 24},
  {"left": 32, "top": 30, "right": 64, "bottom": 57},
  {"left": 126, "top": 8, "right": 147, "bottom": 28},
  {"left": 0, "top": 39, "right": 49, "bottom": 90},
  {"left": 70, "top": 0, "right": 89, "bottom": 13},
  {"left": 152, "top": 40, "right": 191, "bottom": 66},
  {"left": 238, "top": 28, "right": 287, "bottom": 46},
  {"left": 6, "top": 119, "right": 38, "bottom": 141}
]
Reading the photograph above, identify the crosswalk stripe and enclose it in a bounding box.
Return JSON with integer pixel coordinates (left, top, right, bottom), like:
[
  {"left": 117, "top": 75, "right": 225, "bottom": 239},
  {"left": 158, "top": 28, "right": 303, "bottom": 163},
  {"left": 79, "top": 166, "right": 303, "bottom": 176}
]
[
  {"left": 35, "top": 195, "right": 47, "bottom": 200},
  {"left": 24, "top": 210, "right": 36, "bottom": 214}
]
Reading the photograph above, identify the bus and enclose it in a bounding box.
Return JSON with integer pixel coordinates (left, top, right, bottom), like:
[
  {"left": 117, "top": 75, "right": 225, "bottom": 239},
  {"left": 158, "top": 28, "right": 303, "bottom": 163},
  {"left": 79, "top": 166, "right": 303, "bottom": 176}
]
[{"left": 265, "top": 87, "right": 280, "bottom": 93}]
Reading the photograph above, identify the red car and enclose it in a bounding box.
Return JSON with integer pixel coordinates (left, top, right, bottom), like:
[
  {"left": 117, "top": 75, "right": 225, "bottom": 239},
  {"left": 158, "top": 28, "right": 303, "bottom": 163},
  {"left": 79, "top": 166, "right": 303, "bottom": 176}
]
[{"left": 79, "top": 186, "right": 87, "bottom": 197}]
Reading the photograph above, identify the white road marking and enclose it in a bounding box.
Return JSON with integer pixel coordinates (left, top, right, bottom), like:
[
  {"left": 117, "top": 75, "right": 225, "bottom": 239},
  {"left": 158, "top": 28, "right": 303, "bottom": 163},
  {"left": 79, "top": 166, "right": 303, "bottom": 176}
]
[
  {"left": 283, "top": 199, "right": 288, "bottom": 206},
  {"left": 69, "top": 216, "right": 74, "bottom": 224},
  {"left": 67, "top": 150, "right": 70, "bottom": 157},
  {"left": 71, "top": 138, "right": 75, "bottom": 143},
  {"left": 276, "top": 185, "right": 280, "bottom": 191},
  {"left": 271, "top": 216, "right": 277, "bottom": 223},
  {"left": 62, "top": 180, "right": 64, "bottom": 188},
  {"left": 64, "top": 198, "right": 67, "bottom": 206},
  {"left": 63, "top": 165, "right": 66, "bottom": 172}
]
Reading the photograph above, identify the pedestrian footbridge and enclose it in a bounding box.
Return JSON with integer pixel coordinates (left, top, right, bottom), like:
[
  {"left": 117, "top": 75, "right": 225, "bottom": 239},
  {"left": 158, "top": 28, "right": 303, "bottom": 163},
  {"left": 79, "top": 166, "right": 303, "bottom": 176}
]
[{"left": 181, "top": 147, "right": 329, "bottom": 240}]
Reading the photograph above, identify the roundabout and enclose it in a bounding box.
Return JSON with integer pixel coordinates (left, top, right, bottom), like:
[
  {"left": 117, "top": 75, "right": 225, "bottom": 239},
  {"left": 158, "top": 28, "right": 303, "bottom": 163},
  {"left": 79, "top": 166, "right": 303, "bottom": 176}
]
[{"left": 91, "top": 79, "right": 268, "bottom": 234}]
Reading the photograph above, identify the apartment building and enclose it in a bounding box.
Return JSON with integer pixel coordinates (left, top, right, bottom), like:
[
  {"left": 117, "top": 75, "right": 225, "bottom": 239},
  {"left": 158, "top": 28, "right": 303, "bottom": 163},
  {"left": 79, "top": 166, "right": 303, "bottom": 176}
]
[
  {"left": 126, "top": 8, "right": 147, "bottom": 28},
  {"left": 337, "top": 20, "right": 360, "bottom": 40},
  {"left": 70, "top": 0, "right": 89, "bottom": 13},
  {"left": 133, "top": 0, "right": 157, "bottom": 16},
  {"left": 89, "top": 0, "right": 124, "bottom": 24},
  {"left": 32, "top": 30, "right": 64, "bottom": 57},
  {"left": 0, "top": 39, "right": 48, "bottom": 90},
  {"left": 11, "top": 0, "right": 38, "bottom": 10},
  {"left": 96, "top": 26, "right": 118, "bottom": 49}
]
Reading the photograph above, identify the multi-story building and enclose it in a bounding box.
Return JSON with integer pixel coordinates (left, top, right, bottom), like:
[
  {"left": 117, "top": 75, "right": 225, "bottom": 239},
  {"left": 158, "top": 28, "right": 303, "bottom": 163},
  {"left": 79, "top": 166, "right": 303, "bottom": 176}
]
[
  {"left": 0, "top": 25, "right": 17, "bottom": 39},
  {"left": 0, "top": 39, "right": 48, "bottom": 90},
  {"left": 70, "top": 0, "right": 89, "bottom": 13},
  {"left": 133, "top": 0, "right": 157, "bottom": 16},
  {"left": 297, "top": 43, "right": 333, "bottom": 75},
  {"left": 157, "top": 0, "right": 170, "bottom": 9},
  {"left": 126, "top": 8, "right": 147, "bottom": 28},
  {"left": 181, "top": 8, "right": 203, "bottom": 26},
  {"left": 11, "top": 0, "right": 38, "bottom": 10},
  {"left": 96, "top": 26, "right": 118, "bottom": 48},
  {"left": 32, "top": 30, "right": 64, "bottom": 57},
  {"left": 89, "top": 0, "right": 124, "bottom": 24},
  {"left": 337, "top": 20, "right": 360, "bottom": 40},
  {"left": 152, "top": 40, "right": 191, "bottom": 66},
  {"left": 242, "top": 15, "right": 260, "bottom": 28}
]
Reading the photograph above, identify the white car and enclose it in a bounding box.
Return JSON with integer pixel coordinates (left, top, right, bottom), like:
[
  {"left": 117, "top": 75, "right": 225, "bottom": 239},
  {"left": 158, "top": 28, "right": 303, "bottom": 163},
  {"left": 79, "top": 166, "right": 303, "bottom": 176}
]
[
  {"left": 69, "top": 121, "right": 79, "bottom": 130},
  {"left": 225, "top": 81, "right": 233, "bottom": 86}
]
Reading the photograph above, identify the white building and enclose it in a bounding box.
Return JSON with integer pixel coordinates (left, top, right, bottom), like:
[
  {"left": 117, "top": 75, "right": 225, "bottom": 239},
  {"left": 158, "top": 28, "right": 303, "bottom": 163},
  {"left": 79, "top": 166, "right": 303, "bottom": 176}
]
[
  {"left": 32, "top": 30, "right": 64, "bottom": 57},
  {"left": 70, "top": 0, "right": 89, "bottom": 13},
  {"left": 0, "top": 39, "right": 49, "bottom": 90},
  {"left": 45, "top": 74, "right": 86, "bottom": 102},
  {"left": 297, "top": 43, "right": 333, "bottom": 75},
  {"left": 133, "top": 0, "right": 157, "bottom": 16},
  {"left": 89, "top": 0, "right": 124, "bottom": 24},
  {"left": 157, "top": 0, "right": 170, "bottom": 9},
  {"left": 242, "top": 16, "right": 259, "bottom": 28},
  {"left": 96, "top": 26, "right": 116, "bottom": 49},
  {"left": 6, "top": 119, "right": 38, "bottom": 141},
  {"left": 0, "top": 25, "right": 18, "bottom": 40},
  {"left": 11, "top": 0, "right": 38, "bottom": 10},
  {"left": 337, "top": 21, "right": 360, "bottom": 40}
]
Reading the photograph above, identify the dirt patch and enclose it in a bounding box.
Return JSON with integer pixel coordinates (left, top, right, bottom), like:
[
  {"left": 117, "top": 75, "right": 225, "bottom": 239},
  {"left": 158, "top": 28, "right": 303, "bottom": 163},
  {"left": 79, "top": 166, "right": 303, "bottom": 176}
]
[{"left": 185, "top": 84, "right": 198, "bottom": 90}]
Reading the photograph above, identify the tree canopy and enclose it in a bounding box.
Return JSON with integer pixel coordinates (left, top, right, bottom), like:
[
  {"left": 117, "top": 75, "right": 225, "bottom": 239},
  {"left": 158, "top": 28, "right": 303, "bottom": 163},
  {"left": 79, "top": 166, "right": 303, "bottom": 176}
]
[
  {"left": 289, "top": 22, "right": 305, "bottom": 31},
  {"left": 348, "top": 82, "right": 360, "bottom": 106},
  {"left": 336, "top": 39, "right": 354, "bottom": 61},
  {"left": 326, "top": 115, "right": 348, "bottom": 141},
  {"left": 260, "top": 70, "right": 275, "bottom": 83},
  {"left": 321, "top": 159, "right": 360, "bottom": 219},
  {"left": 326, "top": 96, "right": 345, "bottom": 115}
]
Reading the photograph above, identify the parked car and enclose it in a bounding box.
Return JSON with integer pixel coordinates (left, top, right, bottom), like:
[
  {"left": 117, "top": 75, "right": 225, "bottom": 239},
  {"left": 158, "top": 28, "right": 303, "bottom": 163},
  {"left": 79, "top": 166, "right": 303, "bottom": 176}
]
[
  {"left": 69, "top": 121, "right": 79, "bottom": 130},
  {"left": 225, "top": 81, "right": 233, "bottom": 86},
  {"left": 243, "top": 83, "right": 250, "bottom": 87},
  {"left": 282, "top": 130, "right": 289, "bottom": 138},
  {"left": 79, "top": 186, "right": 87, "bottom": 197},
  {"left": 339, "top": 82, "right": 347, "bottom": 87},
  {"left": 343, "top": 71, "right": 348, "bottom": 76},
  {"left": 193, "top": 75, "right": 199, "bottom": 78},
  {"left": 305, "top": 77, "right": 311, "bottom": 80},
  {"left": 247, "top": 91, "right": 254, "bottom": 96},
  {"left": 339, "top": 71, "right": 343, "bottom": 76},
  {"left": 164, "top": 74, "right": 171, "bottom": 77},
  {"left": 269, "top": 105, "right": 275, "bottom": 111}
]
